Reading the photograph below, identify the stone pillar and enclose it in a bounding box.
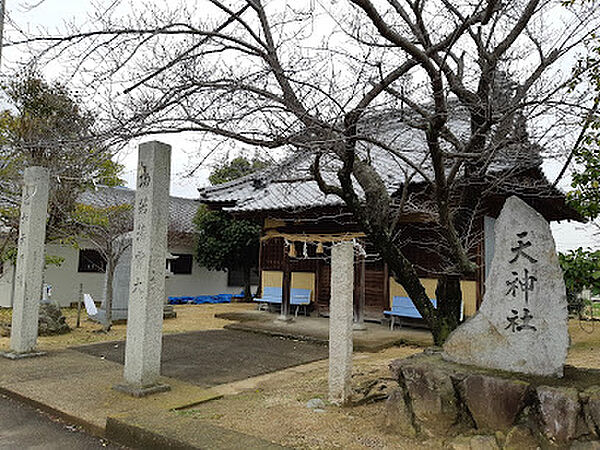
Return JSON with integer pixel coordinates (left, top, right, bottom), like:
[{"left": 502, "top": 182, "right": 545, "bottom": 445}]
[
  {"left": 328, "top": 240, "right": 354, "bottom": 405},
  {"left": 114, "top": 141, "right": 171, "bottom": 397},
  {"left": 5, "top": 167, "right": 49, "bottom": 358}
]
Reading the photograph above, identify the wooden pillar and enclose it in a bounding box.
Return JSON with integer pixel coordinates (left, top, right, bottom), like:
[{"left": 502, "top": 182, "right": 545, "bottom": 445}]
[
  {"left": 257, "top": 239, "right": 264, "bottom": 298},
  {"left": 278, "top": 247, "right": 293, "bottom": 322},
  {"left": 353, "top": 252, "right": 366, "bottom": 331},
  {"left": 383, "top": 263, "right": 390, "bottom": 309},
  {"left": 314, "top": 259, "right": 320, "bottom": 317}
]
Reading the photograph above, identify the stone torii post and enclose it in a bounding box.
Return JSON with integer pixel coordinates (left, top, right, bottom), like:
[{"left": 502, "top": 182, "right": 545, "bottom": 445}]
[
  {"left": 114, "top": 141, "right": 171, "bottom": 396},
  {"left": 1, "top": 167, "right": 50, "bottom": 359},
  {"left": 328, "top": 240, "right": 354, "bottom": 405}
]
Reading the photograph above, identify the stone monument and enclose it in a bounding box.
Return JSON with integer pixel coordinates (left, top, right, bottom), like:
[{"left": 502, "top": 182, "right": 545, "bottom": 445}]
[
  {"left": 114, "top": 141, "right": 171, "bottom": 396},
  {"left": 443, "top": 196, "right": 569, "bottom": 377},
  {"left": 106, "top": 241, "right": 132, "bottom": 321},
  {"left": 2, "top": 167, "right": 49, "bottom": 359},
  {"left": 328, "top": 240, "right": 354, "bottom": 405},
  {"left": 94, "top": 243, "right": 177, "bottom": 323}
]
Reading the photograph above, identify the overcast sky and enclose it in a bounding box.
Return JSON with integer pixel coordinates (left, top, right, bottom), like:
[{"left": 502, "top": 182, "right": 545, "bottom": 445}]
[{"left": 2, "top": 0, "right": 597, "bottom": 251}]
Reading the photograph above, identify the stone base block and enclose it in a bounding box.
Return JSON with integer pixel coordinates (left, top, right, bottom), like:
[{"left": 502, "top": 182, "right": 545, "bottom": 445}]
[
  {"left": 384, "top": 388, "right": 417, "bottom": 437},
  {"left": 0, "top": 350, "right": 47, "bottom": 360},
  {"left": 387, "top": 352, "right": 600, "bottom": 446},
  {"left": 400, "top": 362, "right": 460, "bottom": 436},
  {"left": 537, "top": 386, "right": 582, "bottom": 442},
  {"left": 459, "top": 374, "right": 529, "bottom": 431},
  {"left": 352, "top": 322, "right": 367, "bottom": 331},
  {"left": 504, "top": 425, "right": 539, "bottom": 450},
  {"left": 113, "top": 382, "right": 171, "bottom": 398},
  {"left": 275, "top": 314, "right": 294, "bottom": 323}
]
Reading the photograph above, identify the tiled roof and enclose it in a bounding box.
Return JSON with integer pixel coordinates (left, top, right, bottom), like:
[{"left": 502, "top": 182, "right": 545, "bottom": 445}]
[
  {"left": 198, "top": 108, "right": 543, "bottom": 213},
  {"left": 78, "top": 186, "right": 199, "bottom": 246}
]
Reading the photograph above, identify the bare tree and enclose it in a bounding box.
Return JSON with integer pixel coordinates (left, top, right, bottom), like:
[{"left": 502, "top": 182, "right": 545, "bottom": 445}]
[
  {"left": 71, "top": 198, "right": 132, "bottom": 332},
  {"left": 11, "top": 0, "right": 599, "bottom": 343}
]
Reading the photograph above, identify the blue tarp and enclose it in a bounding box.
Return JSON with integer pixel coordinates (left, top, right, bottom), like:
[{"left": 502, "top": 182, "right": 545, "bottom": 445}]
[{"left": 168, "top": 293, "right": 245, "bottom": 305}]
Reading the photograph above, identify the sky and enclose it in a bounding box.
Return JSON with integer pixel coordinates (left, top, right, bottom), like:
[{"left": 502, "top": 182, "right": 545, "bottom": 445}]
[
  {"left": 2, "top": 0, "right": 598, "bottom": 252},
  {"left": 2, "top": 0, "right": 216, "bottom": 197}
]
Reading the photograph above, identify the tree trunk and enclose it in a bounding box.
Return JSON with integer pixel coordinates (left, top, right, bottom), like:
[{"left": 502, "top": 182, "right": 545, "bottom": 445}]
[
  {"left": 243, "top": 265, "right": 252, "bottom": 302},
  {"left": 326, "top": 141, "right": 467, "bottom": 346},
  {"left": 366, "top": 224, "right": 462, "bottom": 346},
  {"left": 103, "top": 259, "right": 114, "bottom": 332},
  {"left": 432, "top": 275, "right": 463, "bottom": 346}
]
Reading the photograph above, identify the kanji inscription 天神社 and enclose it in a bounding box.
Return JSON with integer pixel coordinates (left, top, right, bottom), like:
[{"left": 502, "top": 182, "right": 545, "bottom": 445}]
[{"left": 505, "top": 232, "right": 539, "bottom": 332}]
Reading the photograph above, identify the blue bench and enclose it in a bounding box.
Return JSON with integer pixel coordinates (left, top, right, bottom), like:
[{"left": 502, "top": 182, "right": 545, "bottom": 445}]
[
  {"left": 254, "top": 286, "right": 282, "bottom": 311},
  {"left": 384, "top": 296, "right": 437, "bottom": 330},
  {"left": 290, "top": 288, "right": 312, "bottom": 317}
]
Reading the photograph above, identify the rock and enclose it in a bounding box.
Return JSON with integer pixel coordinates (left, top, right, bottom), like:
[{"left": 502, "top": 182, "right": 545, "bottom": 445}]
[
  {"left": 459, "top": 374, "right": 529, "bottom": 431},
  {"left": 0, "top": 322, "right": 10, "bottom": 337},
  {"left": 468, "top": 435, "right": 500, "bottom": 450},
  {"left": 353, "top": 377, "right": 397, "bottom": 406},
  {"left": 504, "top": 425, "right": 539, "bottom": 450},
  {"left": 389, "top": 357, "right": 406, "bottom": 381},
  {"left": 537, "top": 386, "right": 582, "bottom": 442},
  {"left": 446, "top": 435, "right": 472, "bottom": 450},
  {"left": 306, "top": 398, "right": 326, "bottom": 410},
  {"left": 443, "top": 196, "right": 569, "bottom": 377},
  {"left": 401, "top": 363, "right": 459, "bottom": 436},
  {"left": 494, "top": 431, "right": 506, "bottom": 447},
  {"left": 446, "top": 435, "right": 499, "bottom": 450},
  {"left": 584, "top": 387, "right": 600, "bottom": 438},
  {"left": 570, "top": 440, "right": 600, "bottom": 450},
  {"left": 384, "top": 388, "right": 416, "bottom": 437},
  {"left": 38, "top": 303, "right": 70, "bottom": 336}
]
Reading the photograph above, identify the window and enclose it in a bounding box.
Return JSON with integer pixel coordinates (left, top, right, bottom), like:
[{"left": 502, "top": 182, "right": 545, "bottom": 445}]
[
  {"left": 78, "top": 249, "right": 107, "bottom": 273},
  {"left": 170, "top": 254, "right": 193, "bottom": 275},
  {"left": 228, "top": 267, "right": 259, "bottom": 287}
]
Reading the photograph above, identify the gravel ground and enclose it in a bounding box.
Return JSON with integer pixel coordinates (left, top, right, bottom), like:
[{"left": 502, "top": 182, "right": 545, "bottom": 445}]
[
  {"left": 175, "top": 320, "right": 600, "bottom": 450},
  {"left": 178, "top": 346, "right": 442, "bottom": 450}
]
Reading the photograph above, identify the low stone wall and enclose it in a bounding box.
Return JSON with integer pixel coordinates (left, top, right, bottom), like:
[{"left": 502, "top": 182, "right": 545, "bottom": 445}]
[{"left": 385, "top": 350, "right": 600, "bottom": 448}]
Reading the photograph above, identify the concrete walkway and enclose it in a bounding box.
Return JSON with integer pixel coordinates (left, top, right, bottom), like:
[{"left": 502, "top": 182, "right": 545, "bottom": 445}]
[
  {"left": 218, "top": 310, "right": 433, "bottom": 351},
  {"left": 0, "top": 348, "right": 288, "bottom": 449}
]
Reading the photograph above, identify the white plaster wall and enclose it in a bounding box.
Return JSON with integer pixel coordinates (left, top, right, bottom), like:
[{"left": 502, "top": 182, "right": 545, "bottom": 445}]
[
  {"left": 3, "top": 242, "right": 252, "bottom": 307},
  {"left": 164, "top": 246, "right": 250, "bottom": 297},
  {"left": 44, "top": 243, "right": 106, "bottom": 307},
  {"left": 0, "top": 264, "right": 15, "bottom": 308}
]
